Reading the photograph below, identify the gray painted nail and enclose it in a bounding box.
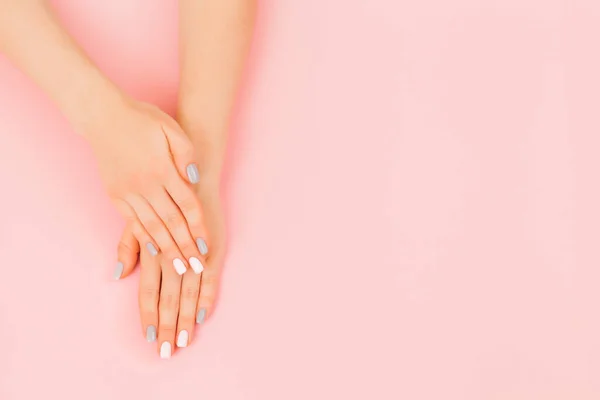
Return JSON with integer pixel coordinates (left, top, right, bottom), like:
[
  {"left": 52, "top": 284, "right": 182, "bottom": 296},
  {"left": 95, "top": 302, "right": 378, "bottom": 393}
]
[
  {"left": 196, "top": 238, "right": 208, "bottom": 256},
  {"left": 146, "top": 242, "right": 158, "bottom": 256},
  {"left": 146, "top": 325, "right": 157, "bottom": 343},
  {"left": 196, "top": 308, "right": 207, "bottom": 324},
  {"left": 113, "top": 262, "right": 124, "bottom": 280},
  {"left": 186, "top": 163, "right": 200, "bottom": 184}
]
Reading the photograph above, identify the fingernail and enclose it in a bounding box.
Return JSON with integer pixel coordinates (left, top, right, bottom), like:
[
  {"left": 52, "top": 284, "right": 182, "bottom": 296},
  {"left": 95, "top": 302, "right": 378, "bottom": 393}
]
[
  {"left": 146, "top": 325, "right": 157, "bottom": 342},
  {"left": 196, "top": 308, "right": 207, "bottom": 324},
  {"left": 177, "top": 330, "right": 189, "bottom": 348},
  {"left": 113, "top": 262, "right": 124, "bottom": 280},
  {"left": 186, "top": 163, "right": 200, "bottom": 184},
  {"left": 160, "top": 342, "right": 171, "bottom": 359},
  {"left": 173, "top": 258, "right": 187, "bottom": 275},
  {"left": 196, "top": 238, "right": 208, "bottom": 256},
  {"left": 146, "top": 242, "right": 158, "bottom": 256},
  {"left": 189, "top": 257, "right": 204, "bottom": 274}
]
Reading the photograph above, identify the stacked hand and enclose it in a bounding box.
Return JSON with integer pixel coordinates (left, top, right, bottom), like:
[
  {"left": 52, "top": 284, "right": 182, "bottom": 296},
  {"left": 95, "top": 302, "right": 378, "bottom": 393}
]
[
  {"left": 86, "top": 97, "right": 225, "bottom": 358},
  {"left": 0, "top": 0, "right": 253, "bottom": 360},
  {"left": 116, "top": 179, "right": 225, "bottom": 359}
]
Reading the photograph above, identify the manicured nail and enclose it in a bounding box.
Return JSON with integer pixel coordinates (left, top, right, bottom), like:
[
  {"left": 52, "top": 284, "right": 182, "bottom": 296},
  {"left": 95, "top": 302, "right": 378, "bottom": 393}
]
[
  {"left": 146, "top": 325, "right": 157, "bottom": 343},
  {"left": 173, "top": 258, "right": 187, "bottom": 275},
  {"left": 196, "top": 308, "right": 207, "bottom": 324},
  {"left": 196, "top": 238, "right": 208, "bottom": 256},
  {"left": 177, "top": 330, "right": 189, "bottom": 348},
  {"left": 113, "top": 262, "right": 124, "bottom": 280},
  {"left": 160, "top": 342, "right": 171, "bottom": 359},
  {"left": 146, "top": 242, "right": 158, "bottom": 256},
  {"left": 189, "top": 257, "right": 204, "bottom": 274},
  {"left": 186, "top": 163, "right": 200, "bottom": 184}
]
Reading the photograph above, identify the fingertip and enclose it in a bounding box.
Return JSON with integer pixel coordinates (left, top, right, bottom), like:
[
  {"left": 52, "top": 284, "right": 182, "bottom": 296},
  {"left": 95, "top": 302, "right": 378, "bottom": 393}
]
[
  {"left": 196, "top": 307, "right": 208, "bottom": 324},
  {"left": 115, "top": 245, "right": 139, "bottom": 279},
  {"left": 196, "top": 238, "right": 209, "bottom": 256},
  {"left": 186, "top": 163, "right": 200, "bottom": 184},
  {"left": 160, "top": 341, "right": 172, "bottom": 359},
  {"left": 113, "top": 261, "right": 124, "bottom": 281}
]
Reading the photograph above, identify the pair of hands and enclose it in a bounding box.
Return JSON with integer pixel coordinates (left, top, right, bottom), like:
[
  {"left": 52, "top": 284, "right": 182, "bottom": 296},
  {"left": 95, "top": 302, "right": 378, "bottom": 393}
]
[{"left": 86, "top": 95, "right": 225, "bottom": 358}]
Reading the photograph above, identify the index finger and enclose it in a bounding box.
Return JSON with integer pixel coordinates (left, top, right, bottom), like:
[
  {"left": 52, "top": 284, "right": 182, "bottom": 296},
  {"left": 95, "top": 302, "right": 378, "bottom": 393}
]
[{"left": 164, "top": 170, "right": 209, "bottom": 257}]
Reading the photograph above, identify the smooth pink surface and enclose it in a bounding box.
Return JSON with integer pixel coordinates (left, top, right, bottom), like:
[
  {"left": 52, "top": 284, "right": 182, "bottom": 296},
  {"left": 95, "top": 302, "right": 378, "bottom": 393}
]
[{"left": 1, "top": 0, "right": 600, "bottom": 398}]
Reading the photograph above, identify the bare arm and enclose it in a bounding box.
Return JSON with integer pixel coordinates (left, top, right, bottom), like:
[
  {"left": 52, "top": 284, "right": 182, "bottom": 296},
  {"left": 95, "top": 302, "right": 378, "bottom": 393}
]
[
  {"left": 0, "top": 0, "right": 123, "bottom": 133},
  {"left": 177, "top": 0, "right": 257, "bottom": 184}
]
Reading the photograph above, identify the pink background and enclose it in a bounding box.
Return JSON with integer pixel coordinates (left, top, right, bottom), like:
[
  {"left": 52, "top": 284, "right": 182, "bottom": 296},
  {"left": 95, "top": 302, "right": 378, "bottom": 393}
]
[{"left": 1, "top": 0, "right": 600, "bottom": 398}]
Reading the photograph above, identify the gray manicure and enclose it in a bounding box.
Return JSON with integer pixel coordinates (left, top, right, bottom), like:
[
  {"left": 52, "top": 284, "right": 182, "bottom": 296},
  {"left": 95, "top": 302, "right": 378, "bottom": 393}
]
[
  {"left": 146, "top": 242, "right": 158, "bottom": 256},
  {"left": 113, "top": 262, "right": 124, "bottom": 280},
  {"left": 196, "top": 308, "right": 207, "bottom": 324},
  {"left": 146, "top": 325, "right": 157, "bottom": 342},
  {"left": 186, "top": 163, "right": 200, "bottom": 184},
  {"left": 196, "top": 238, "right": 208, "bottom": 256}
]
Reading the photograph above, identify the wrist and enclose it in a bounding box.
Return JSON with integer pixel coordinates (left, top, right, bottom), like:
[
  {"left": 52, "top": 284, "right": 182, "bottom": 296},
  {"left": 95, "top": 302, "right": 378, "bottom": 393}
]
[
  {"left": 177, "top": 110, "right": 228, "bottom": 181},
  {"left": 67, "top": 75, "right": 130, "bottom": 140}
]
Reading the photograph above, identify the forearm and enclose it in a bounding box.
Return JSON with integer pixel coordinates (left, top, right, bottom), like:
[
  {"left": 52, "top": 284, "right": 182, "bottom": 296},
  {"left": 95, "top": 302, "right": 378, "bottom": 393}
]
[
  {"left": 177, "top": 0, "right": 256, "bottom": 182},
  {"left": 0, "top": 0, "right": 124, "bottom": 135}
]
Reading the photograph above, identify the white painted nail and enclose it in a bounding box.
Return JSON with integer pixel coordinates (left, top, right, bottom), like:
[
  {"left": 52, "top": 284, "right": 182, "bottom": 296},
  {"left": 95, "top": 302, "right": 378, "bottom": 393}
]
[
  {"left": 173, "top": 258, "right": 187, "bottom": 275},
  {"left": 160, "top": 342, "right": 171, "bottom": 359},
  {"left": 189, "top": 257, "right": 204, "bottom": 275},
  {"left": 177, "top": 330, "right": 189, "bottom": 348}
]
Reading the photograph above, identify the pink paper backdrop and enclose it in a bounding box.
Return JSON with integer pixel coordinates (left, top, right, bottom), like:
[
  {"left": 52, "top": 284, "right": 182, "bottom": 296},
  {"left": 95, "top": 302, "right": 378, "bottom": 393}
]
[{"left": 1, "top": 0, "right": 600, "bottom": 399}]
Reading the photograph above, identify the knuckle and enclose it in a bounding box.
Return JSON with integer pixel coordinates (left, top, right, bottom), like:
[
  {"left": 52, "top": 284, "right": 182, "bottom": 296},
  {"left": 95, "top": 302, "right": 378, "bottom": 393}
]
[
  {"left": 179, "top": 200, "right": 202, "bottom": 225},
  {"left": 139, "top": 288, "right": 159, "bottom": 309},
  {"left": 117, "top": 241, "right": 135, "bottom": 255},
  {"left": 178, "top": 140, "right": 194, "bottom": 158},
  {"left": 179, "top": 240, "right": 199, "bottom": 256},
  {"left": 160, "top": 325, "right": 176, "bottom": 335},
  {"left": 144, "top": 217, "right": 165, "bottom": 236},
  {"left": 131, "top": 221, "right": 144, "bottom": 237},
  {"left": 182, "top": 285, "right": 200, "bottom": 301},
  {"left": 159, "top": 292, "right": 180, "bottom": 309},
  {"left": 112, "top": 199, "right": 133, "bottom": 219},
  {"left": 160, "top": 242, "right": 176, "bottom": 255},
  {"left": 165, "top": 211, "right": 184, "bottom": 227}
]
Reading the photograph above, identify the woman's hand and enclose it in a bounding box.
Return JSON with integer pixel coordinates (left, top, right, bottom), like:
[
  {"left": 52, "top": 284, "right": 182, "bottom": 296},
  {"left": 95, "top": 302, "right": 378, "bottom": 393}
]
[
  {"left": 116, "top": 178, "right": 226, "bottom": 358},
  {"left": 93, "top": 97, "right": 209, "bottom": 277}
]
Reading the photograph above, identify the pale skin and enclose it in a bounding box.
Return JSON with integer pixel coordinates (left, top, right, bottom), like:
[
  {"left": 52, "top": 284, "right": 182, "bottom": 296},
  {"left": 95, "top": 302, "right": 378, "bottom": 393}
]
[{"left": 0, "top": 0, "right": 256, "bottom": 357}]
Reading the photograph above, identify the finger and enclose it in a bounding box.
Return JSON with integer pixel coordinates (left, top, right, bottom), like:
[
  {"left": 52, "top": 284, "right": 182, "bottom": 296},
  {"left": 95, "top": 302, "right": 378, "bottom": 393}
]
[
  {"left": 176, "top": 268, "right": 202, "bottom": 348},
  {"left": 114, "top": 222, "right": 140, "bottom": 280},
  {"left": 147, "top": 187, "right": 205, "bottom": 275},
  {"left": 127, "top": 195, "right": 189, "bottom": 276},
  {"left": 164, "top": 173, "right": 209, "bottom": 257},
  {"left": 112, "top": 198, "right": 160, "bottom": 259},
  {"left": 138, "top": 241, "right": 161, "bottom": 344},
  {"left": 158, "top": 259, "right": 182, "bottom": 359},
  {"left": 161, "top": 124, "right": 199, "bottom": 185},
  {"left": 196, "top": 256, "right": 223, "bottom": 325}
]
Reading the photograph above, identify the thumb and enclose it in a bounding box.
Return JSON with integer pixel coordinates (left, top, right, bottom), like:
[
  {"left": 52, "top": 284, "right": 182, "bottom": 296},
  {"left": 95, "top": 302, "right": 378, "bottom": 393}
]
[
  {"left": 161, "top": 123, "right": 200, "bottom": 185},
  {"left": 114, "top": 222, "right": 140, "bottom": 280}
]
